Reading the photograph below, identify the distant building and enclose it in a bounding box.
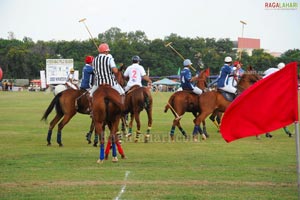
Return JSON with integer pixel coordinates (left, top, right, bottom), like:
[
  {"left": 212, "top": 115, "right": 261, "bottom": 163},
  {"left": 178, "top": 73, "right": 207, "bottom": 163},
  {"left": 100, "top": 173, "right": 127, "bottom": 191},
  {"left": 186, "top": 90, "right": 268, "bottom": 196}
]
[{"left": 237, "top": 37, "right": 260, "bottom": 56}]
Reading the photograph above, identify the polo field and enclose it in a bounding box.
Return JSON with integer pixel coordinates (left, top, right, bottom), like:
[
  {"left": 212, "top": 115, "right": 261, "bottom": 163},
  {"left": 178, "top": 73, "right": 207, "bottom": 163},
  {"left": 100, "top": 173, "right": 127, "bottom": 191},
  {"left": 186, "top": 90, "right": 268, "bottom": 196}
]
[{"left": 0, "top": 91, "right": 298, "bottom": 199}]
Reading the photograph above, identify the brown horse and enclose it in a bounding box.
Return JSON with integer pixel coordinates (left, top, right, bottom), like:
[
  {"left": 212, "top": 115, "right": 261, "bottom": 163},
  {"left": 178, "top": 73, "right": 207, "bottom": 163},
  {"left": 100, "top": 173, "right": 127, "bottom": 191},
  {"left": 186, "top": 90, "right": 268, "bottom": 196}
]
[
  {"left": 192, "top": 70, "right": 262, "bottom": 140},
  {"left": 124, "top": 85, "right": 153, "bottom": 143},
  {"left": 92, "top": 85, "right": 126, "bottom": 163},
  {"left": 164, "top": 69, "right": 209, "bottom": 141},
  {"left": 41, "top": 88, "right": 92, "bottom": 146}
]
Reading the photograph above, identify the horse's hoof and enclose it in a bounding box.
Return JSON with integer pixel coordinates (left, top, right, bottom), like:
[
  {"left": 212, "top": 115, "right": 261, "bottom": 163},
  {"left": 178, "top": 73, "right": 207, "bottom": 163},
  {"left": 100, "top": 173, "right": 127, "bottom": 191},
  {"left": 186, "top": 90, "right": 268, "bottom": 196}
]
[
  {"left": 105, "top": 155, "right": 109, "bottom": 160},
  {"left": 59, "top": 143, "right": 64, "bottom": 147},
  {"left": 201, "top": 134, "right": 207, "bottom": 140},
  {"left": 112, "top": 157, "right": 118, "bottom": 162},
  {"left": 97, "top": 159, "right": 103, "bottom": 164},
  {"left": 93, "top": 143, "right": 97, "bottom": 147},
  {"left": 47, "top": 143, "right": 51, "bottom": 146},
  {"left": 126, "top": 133, "right": 132, "bottom": 138},
  {"left": 266, "top": 133, "right": 272, "bottom": 138},
  {"left": 121, "top": 155, "right": 126, "bottom": 159},
  {"left": 144, "top": 134, "right": 150, "bottom": 143}
]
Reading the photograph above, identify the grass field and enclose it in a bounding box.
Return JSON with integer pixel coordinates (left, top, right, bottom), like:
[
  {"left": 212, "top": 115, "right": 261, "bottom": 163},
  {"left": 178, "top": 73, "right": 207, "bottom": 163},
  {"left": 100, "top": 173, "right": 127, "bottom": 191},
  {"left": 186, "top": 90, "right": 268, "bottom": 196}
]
[{"left": 0, "top": 91, "right": 298, "bottom": 199}]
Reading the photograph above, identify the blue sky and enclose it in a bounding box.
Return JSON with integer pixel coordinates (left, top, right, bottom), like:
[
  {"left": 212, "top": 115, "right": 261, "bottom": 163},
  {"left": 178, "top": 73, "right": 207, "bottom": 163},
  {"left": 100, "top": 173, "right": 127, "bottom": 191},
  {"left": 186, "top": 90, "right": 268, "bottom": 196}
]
[{"left": 0, "top": 0, "right": 299, "bottom": 53}]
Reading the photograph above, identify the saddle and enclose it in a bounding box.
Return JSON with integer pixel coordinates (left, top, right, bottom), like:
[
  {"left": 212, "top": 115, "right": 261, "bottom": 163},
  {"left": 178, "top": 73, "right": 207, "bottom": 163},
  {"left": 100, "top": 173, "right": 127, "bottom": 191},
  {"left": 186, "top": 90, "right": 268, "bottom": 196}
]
[
  {"left": 218, "top": 89, "right": 236, "bottom": 102},
  {"left": 126, "top": 85, "right": 140, "bottom": 95}
]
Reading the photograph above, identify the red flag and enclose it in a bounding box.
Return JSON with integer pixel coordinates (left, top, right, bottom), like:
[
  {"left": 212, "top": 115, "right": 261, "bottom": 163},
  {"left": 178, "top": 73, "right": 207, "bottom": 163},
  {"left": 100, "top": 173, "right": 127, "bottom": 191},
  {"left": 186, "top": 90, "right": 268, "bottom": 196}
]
[{"left": 220, "top": 62, "right": 298, "bottom": 142}]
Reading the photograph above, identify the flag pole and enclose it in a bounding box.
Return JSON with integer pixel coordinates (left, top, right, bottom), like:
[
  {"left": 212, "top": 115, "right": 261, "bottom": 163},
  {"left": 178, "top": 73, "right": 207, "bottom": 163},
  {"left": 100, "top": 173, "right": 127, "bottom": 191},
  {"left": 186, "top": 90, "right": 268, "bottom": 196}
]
[{"left": 295, "top": 121, "right": 300, "bottom": 199}]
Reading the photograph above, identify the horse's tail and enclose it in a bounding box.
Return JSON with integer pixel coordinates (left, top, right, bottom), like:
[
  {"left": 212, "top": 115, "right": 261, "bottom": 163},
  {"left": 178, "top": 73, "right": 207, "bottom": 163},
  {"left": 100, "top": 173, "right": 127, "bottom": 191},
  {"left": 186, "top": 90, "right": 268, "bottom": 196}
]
[
  {"left": 41, "top": 93, "right": 63, "bottom": 121},
  {"left": 164, "top": 93, "right": 175, "bottom": 113},
  {"left": 143, "top": 88, "right": 152, "bottom": 110},
  {"left": 105, "top": 91, "right": 125, "bottom": 112}
]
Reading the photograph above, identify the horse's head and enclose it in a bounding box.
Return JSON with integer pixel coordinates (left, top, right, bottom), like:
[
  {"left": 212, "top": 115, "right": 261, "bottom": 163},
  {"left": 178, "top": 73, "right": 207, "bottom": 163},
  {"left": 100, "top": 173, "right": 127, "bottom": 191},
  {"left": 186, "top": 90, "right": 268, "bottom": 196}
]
[
  {"left": 115, "top": 63, "right": 126, "bottom": 87},
  {"left": 237, "top": 68, "right": 262, "bottom": 94},
  {"left": 195, "top": 68, "right": 209, "bottom": 90}
]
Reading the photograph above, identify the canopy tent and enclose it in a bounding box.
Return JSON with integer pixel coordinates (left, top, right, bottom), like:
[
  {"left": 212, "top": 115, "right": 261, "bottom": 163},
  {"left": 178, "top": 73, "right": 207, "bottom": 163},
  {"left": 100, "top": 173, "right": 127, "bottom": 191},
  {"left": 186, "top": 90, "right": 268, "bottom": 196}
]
[{"left": 152, "top": 78, "right": 180, "bottom": 86}]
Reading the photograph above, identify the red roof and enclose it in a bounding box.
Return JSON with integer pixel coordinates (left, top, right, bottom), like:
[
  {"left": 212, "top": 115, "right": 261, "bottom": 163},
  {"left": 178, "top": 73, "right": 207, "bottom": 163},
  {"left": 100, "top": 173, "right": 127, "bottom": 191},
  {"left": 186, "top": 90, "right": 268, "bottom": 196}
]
[{"left": 238, "top": 37, "right": 260, "bottom": 49}]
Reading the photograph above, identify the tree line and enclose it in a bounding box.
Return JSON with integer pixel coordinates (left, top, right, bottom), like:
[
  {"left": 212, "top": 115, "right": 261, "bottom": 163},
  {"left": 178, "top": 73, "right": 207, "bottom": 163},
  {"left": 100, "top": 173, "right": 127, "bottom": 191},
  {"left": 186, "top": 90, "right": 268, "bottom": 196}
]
[{"left": 0, "top": 27, "right": 299, "bottom": 80}]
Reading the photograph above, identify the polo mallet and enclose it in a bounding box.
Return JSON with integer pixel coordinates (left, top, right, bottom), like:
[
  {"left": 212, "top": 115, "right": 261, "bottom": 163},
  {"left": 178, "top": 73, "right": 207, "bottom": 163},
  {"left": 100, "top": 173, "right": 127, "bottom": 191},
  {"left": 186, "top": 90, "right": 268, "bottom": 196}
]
[
  {"left": 79, "top": 18, "right": 98, "bottom": 50},
  {"left": 167, "top": 102, "right": 182, "bottom": 120},
  {"left": 164, "top": 42, "right": 196, "bottom": 72}
]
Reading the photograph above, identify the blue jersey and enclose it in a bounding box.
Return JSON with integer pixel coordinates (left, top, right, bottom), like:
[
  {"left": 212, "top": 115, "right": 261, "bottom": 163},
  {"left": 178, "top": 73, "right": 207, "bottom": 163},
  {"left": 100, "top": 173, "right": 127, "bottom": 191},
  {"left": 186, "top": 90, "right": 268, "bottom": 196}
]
[
  {"left": 217, "top": 64, "right": 234, "bottom": 87},
  {"left": 80, "top": 64, "right": 94, "bottom": 89},
  {"left": 180, "top": 67, "right": 193, "bottom": 90}
]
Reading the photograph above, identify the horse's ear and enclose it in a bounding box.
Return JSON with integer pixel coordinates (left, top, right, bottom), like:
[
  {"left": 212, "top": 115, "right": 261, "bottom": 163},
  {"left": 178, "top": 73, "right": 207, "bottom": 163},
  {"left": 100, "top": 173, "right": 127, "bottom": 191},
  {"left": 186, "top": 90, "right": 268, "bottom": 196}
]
[
  {"left": 247, "top": 65, "right": 254, "bottom": 71},
  {"left": 119, "top": 63, "right": 126, "bottom": 72}
]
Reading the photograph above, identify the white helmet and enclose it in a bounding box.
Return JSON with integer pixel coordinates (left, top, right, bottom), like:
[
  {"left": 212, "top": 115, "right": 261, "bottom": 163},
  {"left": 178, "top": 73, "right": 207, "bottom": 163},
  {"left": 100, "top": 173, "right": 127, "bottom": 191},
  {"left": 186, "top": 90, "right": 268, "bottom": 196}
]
[
  {"left": 224, "top": 56, "right": 232, "bottom": 63},
  {"left": 277, "top": 62, "right": 285, "bottom": 69},
  {"left": 183, "top": 59, "right": 192, "bottom": 66}
]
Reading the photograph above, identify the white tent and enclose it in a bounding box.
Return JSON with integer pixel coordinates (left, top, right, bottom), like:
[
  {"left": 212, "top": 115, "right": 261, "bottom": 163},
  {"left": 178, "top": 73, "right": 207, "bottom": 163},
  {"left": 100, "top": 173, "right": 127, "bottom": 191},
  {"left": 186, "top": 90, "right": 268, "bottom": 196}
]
[{"left": 152, "top": 78, "right": 180, "bottom": 86}]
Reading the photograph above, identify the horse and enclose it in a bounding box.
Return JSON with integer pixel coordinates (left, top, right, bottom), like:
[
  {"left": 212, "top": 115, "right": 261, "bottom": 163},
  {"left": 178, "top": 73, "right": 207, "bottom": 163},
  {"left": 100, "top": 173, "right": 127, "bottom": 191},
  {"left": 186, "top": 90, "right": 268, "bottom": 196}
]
[
  {"left": 164, "top": 68, "right": 209, "bottom": 141},
  {"left": 41, "top": 88, "right": 94, "bottom": 146},
  {"left": 192, "top": 70, "right": 263, "bottom": 140},
  {"left": 123, "top": 85, "right": 153, "bottom": 143},
  {"left": 92, "top": 85, "right": 126, "bottom": 163}
]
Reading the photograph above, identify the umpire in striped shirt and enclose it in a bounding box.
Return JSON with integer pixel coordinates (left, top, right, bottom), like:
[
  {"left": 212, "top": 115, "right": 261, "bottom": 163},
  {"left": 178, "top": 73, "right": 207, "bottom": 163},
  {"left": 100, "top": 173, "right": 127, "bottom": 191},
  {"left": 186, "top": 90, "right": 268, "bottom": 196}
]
[{"left": 90, "top": 43, "right": 125, "bottom": 100}]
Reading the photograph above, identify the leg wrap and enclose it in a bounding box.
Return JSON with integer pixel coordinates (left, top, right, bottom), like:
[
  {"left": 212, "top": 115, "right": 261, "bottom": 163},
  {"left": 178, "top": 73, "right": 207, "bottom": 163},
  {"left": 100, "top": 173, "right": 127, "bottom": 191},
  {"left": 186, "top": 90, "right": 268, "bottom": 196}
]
[
  {"left": 170, "top": 126, "right": 176, "bottom": 136},
  {"left": 47, "top": 130, "right": 52, "bottom": 143},
  {"left": 57, "top": 131, "right": 62, "bottom": 144},
  {"left": 100, "top": 143, "right": 105, "bottom": 160}
]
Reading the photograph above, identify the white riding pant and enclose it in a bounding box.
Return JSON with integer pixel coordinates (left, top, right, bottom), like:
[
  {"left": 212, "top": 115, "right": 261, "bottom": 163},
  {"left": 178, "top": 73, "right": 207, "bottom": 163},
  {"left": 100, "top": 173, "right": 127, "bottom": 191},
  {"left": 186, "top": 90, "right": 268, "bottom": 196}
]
[
  {"left": 90, "top": 84, "right": 125, "bottom": 97},
  {"left": 192, "top": 86, "right": 203, "bottom": 95},
  {"left": 219, "top": 77, "right": 237, "bottom": 94}
]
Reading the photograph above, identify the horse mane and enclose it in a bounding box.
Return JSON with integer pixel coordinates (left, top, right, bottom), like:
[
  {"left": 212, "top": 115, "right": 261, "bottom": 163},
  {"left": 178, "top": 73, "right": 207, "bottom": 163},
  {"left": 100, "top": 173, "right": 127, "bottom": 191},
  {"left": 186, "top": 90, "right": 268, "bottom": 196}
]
[
  {"left": 237, "top": 66, "right": 262, "bottom": 93},
  {"left": 195, "top": 68, "right": 209, "bottom": 89}
]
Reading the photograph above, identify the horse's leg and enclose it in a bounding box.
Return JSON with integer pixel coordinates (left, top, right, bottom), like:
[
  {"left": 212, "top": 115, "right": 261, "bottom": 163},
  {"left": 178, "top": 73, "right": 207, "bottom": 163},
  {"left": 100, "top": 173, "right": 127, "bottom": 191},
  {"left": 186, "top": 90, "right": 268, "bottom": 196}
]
[
  {"left": 86, "top": 119, "right": 94, "bottom": 144},
  {"left": 47, "top": 114, "right": 63, "bottom": 146},
  {"left": 111, "top": 133, "right": 118, "bottom": 162},
  {"left": 209, "top": 111, "right": 222, "bottom": 131},
  {"left": 202, "top": 120, "right": 209, "bottom": 138},
  {"left": 96, "top": 123, "right": 105, "bottom": 164},
  {"left": 105, "top": 135, "right": 112, "bottom": 160},
  {"left": 144, "top": 107, "right": 153, "bottom": 143},
  {"left": 134, "top": 112, "right": 141, "bottom": 143},
  {"left": 283, "top": 126, "right": 292, "bottom": 137},
  {"left": 56, "top": 113, "right": 75, "bottom": 146},
  {"left": 177, "top": 120, "right": 188, "bottom": 140},
  {"left": 193, "top": 112, "right": 212, "bottom": 141},
  {"left": 116, "top": 138, "right": 125, "bottom": 159},
  {"left": 126, "top": 113, "right": 134, "bottom": 138}
]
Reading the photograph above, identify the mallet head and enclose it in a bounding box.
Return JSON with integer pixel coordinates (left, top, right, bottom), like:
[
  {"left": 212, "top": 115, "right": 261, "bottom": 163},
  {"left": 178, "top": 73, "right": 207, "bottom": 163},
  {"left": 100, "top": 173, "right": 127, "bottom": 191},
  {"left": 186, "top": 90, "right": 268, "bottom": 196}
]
[
  {"left": 79, "top": 18, "right": 87, "bottom": 23},
  {"left": 164, "top": 42, "right": 172, "bottom": 47}
]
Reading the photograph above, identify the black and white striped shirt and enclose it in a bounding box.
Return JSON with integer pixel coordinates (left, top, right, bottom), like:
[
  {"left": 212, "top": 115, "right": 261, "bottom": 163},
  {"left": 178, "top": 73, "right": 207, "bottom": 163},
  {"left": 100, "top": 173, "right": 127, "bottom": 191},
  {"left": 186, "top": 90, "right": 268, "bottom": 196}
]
[{"left": 93, "top": 54, "right": 117, "bottom": 86}]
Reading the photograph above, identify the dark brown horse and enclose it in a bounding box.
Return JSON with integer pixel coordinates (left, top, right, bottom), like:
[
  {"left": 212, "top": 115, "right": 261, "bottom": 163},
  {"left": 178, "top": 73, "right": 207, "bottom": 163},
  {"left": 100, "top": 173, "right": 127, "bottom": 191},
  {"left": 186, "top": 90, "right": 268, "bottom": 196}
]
[
  {"left": 164, "top": 69, "right": 209, "bottom": 141},
  {"left": 124, "top": 85, "right": 153, "bottom": 143},
  {"left": 41, "top": 88, "right": 92, "bottom": 146},
  {"left": 92, "top": 85, "right": 125, "bottom": 163},
  {"left": 192, "top": 70, "right": 262, "bottom": 140}
]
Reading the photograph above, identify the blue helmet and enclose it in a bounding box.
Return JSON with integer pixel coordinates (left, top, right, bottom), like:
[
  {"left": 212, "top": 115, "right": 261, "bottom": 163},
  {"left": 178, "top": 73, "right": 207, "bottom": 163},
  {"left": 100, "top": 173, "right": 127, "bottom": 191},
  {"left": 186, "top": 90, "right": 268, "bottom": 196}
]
[{"left": 132, "top": 55, "right": 142, "bottom": 63}]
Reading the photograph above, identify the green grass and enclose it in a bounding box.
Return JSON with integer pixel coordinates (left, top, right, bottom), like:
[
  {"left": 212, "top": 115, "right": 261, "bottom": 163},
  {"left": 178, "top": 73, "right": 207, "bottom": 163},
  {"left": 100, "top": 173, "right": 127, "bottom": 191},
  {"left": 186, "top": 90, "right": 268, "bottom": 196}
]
[{"left": 0, "top": 91, "right": 298, "bottom": 199}]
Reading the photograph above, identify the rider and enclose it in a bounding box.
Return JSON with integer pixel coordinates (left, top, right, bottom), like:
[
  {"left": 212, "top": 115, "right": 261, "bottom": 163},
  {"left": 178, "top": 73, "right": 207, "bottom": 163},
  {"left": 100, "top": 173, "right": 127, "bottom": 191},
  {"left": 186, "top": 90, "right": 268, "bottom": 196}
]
[
  {"left": 89, "top": 43, "right": 125, "bottom": 98},
  {"left": 180, "top": 59, "right": 203, "bottom": 95},
  {"left": 80, "top": 55, "right": 94, "bottom": 90},
  {"left": 262, "top": 62, "right": 292, "bottom": 138},
  {"left": 123, "top": 55, "right": 152, "bottom": 92},
  {"left": 263, "top": 62, "right": 285, "bottom": 78},
  {"left": 233, "top": 61, "right": 244, "bottom": 81},
  {"left": 66, "top": 68, "right": 78, "bottom": 90},
  {"left": 217, "top": 56, "right": 237, "bottom": 94}
]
